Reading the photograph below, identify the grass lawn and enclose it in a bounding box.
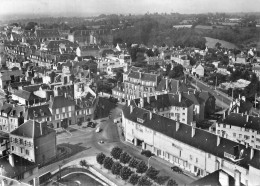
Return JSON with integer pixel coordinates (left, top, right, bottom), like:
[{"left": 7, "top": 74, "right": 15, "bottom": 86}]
[{"left": 59, "top": 173, "right": 102, "bottom": 186}]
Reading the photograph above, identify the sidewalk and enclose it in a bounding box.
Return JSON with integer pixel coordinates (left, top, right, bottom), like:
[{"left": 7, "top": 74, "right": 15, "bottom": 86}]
[{"left": 115, "top": 116, "right": 198, "bottom": 182}]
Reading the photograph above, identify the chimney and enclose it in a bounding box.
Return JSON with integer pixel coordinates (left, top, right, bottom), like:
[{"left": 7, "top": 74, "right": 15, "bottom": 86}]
[
  {"left": 140, "top": 98, "right": 144, "bottom": 108},
  {"left": 147, "top": 96, "right": 150, "bottom": 104},
  {"left": 139, "top": 72, "right": 142, "bottom": 79},
  {"left": 223, "top": 111, "right": 226, "bottom": 119},
  {"left": 40, "top": 122, "right": 42, "bottom": 135},
  {"left": 217, "top": 135, "right": 221, "bottom": 146},
  {"left": 50, "top": 95, "right": 53, "bottom": 102},
  {"left": 219, "top": 171, "right": 229, "bottom": 186},
  {"left": 239, "top": 94, "right": 241, "bottom": 100},
  {"left": 250, "top": 148, "right": 254, "bottom": 160},
  {"left": 149, "top": 111, "right": 152, "bottom": 120},
  {"left": 127, "top": 99, "right": 131, "bottom": 106},
  {"left": 246, "top": 143, "right": 249, "bottom": 148},
  {"left": 246, "top": 115, "right": 249, "bottom": 122},
  {"left": 155, "top": 94, "right": 158, "bottom": 100},
  {"left": 130, "top": 105, "right": 133, "bottom": 113},
  {"left": 179, "top": 93, "right": 182, "bottom": 103},
  {"left": 176, "top": 121, "right": 180, "bottom": 131},
  {"left": 234, "top": 170, "right": 241, "bottom": 186},
  {"left": 191, "top": 122, "right": 196, "bottom": 137}
]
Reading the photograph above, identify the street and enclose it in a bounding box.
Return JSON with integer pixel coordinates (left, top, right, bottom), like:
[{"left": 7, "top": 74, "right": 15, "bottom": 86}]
[{"left": 43, "top": 103, "right": 196, "bottom": 185}]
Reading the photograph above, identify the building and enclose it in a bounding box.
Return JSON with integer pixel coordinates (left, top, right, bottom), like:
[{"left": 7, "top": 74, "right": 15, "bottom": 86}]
[
  {"left": 155, "top": 78, "right": 189, "bottom": 95},
  {"left": 192, "top": 64, "right": 205, "bottom": 77},
  {"left": 35, "top": 29, "right": 60, "bottom": 42},
  {"left": 76, "top": 45, "right": 99, "bottom": 58},
  {"left": 216, "top": 113, "right": 260, "bottom": 150},
  {"left": 0, "top": 70, "right": 23, "bottom": 89},
  {"left": 9, "top": 120, "right": 56, "bottom": 165},
  {"left": 252, "top": 65, "right": 260, "bottom": 80},
  {"left": 122, "top": 103, "right": 260, "bottom": 186},
  {"left": 112, "top": 67, "right": 160, "bottom": 101},
  {"left": 97, "top": 55, "right": 127, "bottom": 73},
  {"left": 49, "top": 95, "right": 75, "bottom": 128},
  {"left": 171, "top": 54, "right": 190, "bottom": 67}
]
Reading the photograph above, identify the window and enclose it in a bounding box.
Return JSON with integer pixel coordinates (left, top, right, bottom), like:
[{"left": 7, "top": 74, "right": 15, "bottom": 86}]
[
  {"left": 26, "top": 149, "right": 30, "bottom": 155},
  {"left": 208, "top": 154, "right": 211, "bottom": 158},
  {"left": 62, "top": 107, "right": 66, "bottom": 112},
  {"left": 56, "top": 109, "right": 59, "bottom": 114},
  {"left": 244, "top": 135, "right": 250, "bottom": 140},
  {"left": 190, "top": 155, "right": 193, "bottom": 160},
  {"left": 239, "top": 134, "right": 242, "bottom": 138},
  {"left": 20, "top": 147, "right": 23, "bottom": 153},
  {"left": 233, "top": 133, "right": 236, "bottom": 137},
  {"left": 223, "top": 124, "right": 226, "bottom": 128},
  {"left": 256, "top": 138, "right": 260, "bottom": 142},
  {"left": 196, "top": 158, "right": 198, "bottom": 163},
  {"left": 11, "top": 146, "right": 14, "bottom": 151},
  {"left": 217, "top": 130, "right": 220, "bottom": 134}
]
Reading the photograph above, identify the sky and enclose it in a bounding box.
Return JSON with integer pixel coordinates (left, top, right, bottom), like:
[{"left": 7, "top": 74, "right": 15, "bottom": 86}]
[{"left": 1, "top": 0, "right": 260, "bottom": 17}]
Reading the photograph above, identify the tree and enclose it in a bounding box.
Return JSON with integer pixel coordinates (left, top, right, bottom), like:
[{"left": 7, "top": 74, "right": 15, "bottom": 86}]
[
  {"left": 61, "top": 120, "right": 68, "bottom": 129},
  {"left": 145, "top": 166, "right": 159, "bottom": 180},
  {"left": 168, "top": 64, "right": 184, "bottom": 79},
  {"left": 119, "top": 152, "right": 131, "bottom": 164},
  {"left": 136, "top": 161, "right": 148, "bottom": 174},
  {"left": 103, "top": 157, "right": 114, "bottom": 170},
  {"left": 96, "top": 152, "right": 106, "bottom": 166},
  {"left": 167, "top": 179, "right": 178, "bottom": 186},
  {"left": 110, "top": 146, "right": 123, "bottom": 160},
  {"left": 215, "top": 42, "right": 222, "bottom": 49},
  {"left": 129, "top": 157, "right": 139, "bottom": 168},
  {"left": 129, "top": 174, "right": 140, "bottom": 185},
  {"left": 137, "top": 176, "right": 152, "bottom": 186},
  {"left": 79, "top": 160, "right": 87, "bottom": 168},
  {"left": 111, "top": 162, "right": 123, "bottom": 177},
  {"left": 120, "top": 166, "right": 132, "bottom": 181},
  {"left": 155, "top": 176, "right": 170, "bottom": 185}
]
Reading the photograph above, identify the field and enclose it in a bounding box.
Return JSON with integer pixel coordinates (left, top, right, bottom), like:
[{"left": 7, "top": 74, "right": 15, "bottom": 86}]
[{"left": 204, "top": 37, "right": 238, "bottom": 49}]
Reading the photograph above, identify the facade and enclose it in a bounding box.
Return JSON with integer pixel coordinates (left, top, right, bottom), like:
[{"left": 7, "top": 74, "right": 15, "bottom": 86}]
[
  {"left": 76, "top": 45, "right": 99, "bottom": 58},
  {"left": 9, "top": 120, "right": 56, "bottom": 165},
  {"left": 0, "top": 70, "right": 23, "bottom": 89},
  {"left": 49, "top": 95, "right": 75, "bottom": 128},
  {"left": 35, "top": 29, "right": 60, "bottom": 42},
  {"left": 112, "top": 67, "right": 160, "bottom": 101},
  {"left": 252, "top": 65, "right": 260, "bottom": 80},
  {"left": 171, "top": 54, "right": 190, "bottom": 67},
  {"left": 192, "top": 64, "right": 205, "bottom": 77},
  {"left": 122, "top": 103, "right": 260, "bottom": 186},
  {"left": 216, "top": 113, "right": 260, "bottom": 150},
  {"left": 97, "top": 55, "right": 127, "bottom": 72}
]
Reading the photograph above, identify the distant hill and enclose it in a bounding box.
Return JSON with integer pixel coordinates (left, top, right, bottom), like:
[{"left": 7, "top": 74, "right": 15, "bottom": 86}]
[{"left": 205, "top": 37, "right": 238, "bottom": 49}]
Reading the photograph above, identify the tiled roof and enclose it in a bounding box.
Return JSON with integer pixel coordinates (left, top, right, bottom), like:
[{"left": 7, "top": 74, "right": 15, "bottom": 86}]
[
  {"left": 10, "top": 81, "right": 31, "bottom": 89},
  {"left": 79, "top": 45, "right": 99, "bottom": 51},
  {"left": 49, "top": 95, "right": 75, "bottom": 109},
  {"left": 220, "top": 113, "right": 260, "bottom": 131},
  {"left": 24, "top": 104, "right": 52, "bottom": 120},
  {"left": 9, "top": 105, "right": 25, "bottom": 117},
  {"left": 44, "top": 39, "right": 78, "bottom": 49},
  {"left": 134, "top": 93, "right": 194, "bottom": 111},
  {"left": 123, "top": 104, "right": 260, "bottom": 170},
  {"left": 22, "top": 84, "right": 50, "bottom": 92},
  {"left": 0, "top": 103, "right": 13, "bottom": 114},
  {"left": 13, "top": 90, "right": 39, "bottom": 100},
  {"left": 73, "top": 30, "right": 91, "bottom": 37},
  {"left": 10, "top": 120, "right": 55, "bottom": 138},
  {"left": 128, "top": 71, "right": 158, "bottom": 82},
  {"left": 155, "top": 78, "right": 188, "bottom": 93},
  {"left": 36, "top": 29, "right": 60, "bottom": 38}
]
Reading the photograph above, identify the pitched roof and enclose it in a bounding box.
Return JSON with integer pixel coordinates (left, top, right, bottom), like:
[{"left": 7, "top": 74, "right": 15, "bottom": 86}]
[
  {"left": 123, "top": 104, "right": 260, "bottom": 170},
  {"left": 24, "top": 104, "right": 52, "bottom": 120},
  {"left": 134, "top": 93, "right": 194, "bottom": 110},
  {"left": 10, "top": 120, "right": 55, "bottom": 138},
  {"left": 0, "top": 103, "right": 13, "bottom": 114},
  {"left": 220, "top": 113, "right": 260, "bottom": 131},
  {"left": 13, "top": 90, "right": 39, "bottom": 100},
  {"left": 79, "top": 45, "right": 99, "bottom": 51},
  {"left": 22, "top": 84, "right": 50, "bottom": 92},
  {"left": 36, "top": 29, "right": 60, "bottom": 38},
  {"left": 49, "top": 95, "right": 75, "bottom": 109},
  {"left": 155, "top": 78, "right": 188, "bottom": 93},
  {"left": 128, "top": 71, "right": 158, "bottom": 82},
  {"left": 44, "top": 39, "right": 78, "bottom": 49}
]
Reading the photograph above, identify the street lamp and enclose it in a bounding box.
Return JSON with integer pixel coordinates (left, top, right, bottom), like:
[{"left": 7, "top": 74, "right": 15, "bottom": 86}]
[{"left": 148, "top": 155, "right": 155, "bottom": 168}]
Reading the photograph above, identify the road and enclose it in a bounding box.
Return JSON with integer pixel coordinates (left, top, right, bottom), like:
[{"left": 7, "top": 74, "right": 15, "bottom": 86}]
[{"left": 39, "top": 103, "right": 196, "bottom": 185}]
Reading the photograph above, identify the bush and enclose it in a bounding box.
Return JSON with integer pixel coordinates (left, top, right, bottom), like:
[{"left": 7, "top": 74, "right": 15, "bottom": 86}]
[
  {"left": 129, "top": 174, "right": 140, "bottom": 185},
  {"left": 167, "top": 179, "right": 178, "bottom": 186},
  {"left": 141, "top": 150, "right": 154, "bottom": 157},
  {"left": 111, "top": 146, "right": 123, "bottom": 160}
]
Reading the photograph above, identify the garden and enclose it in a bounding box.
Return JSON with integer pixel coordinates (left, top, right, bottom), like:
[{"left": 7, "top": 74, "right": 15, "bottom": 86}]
[{"left": 95, "top": 146, "right": 178, "bottom": 186}]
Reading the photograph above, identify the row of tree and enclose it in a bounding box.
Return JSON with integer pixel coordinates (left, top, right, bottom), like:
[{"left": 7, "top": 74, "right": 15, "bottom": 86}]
[{"left": 96, "top": 146, "right": 178, "bottom": 186}]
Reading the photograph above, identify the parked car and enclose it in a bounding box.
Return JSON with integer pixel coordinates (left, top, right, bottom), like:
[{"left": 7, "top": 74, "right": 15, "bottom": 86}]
[
  {"left": 171, "top": 166, "right": 183, "bottom": 174},
  {"left": 141, "top": 150, "right": 154, "bottom": 157},
  {"left": 87, "top": 122, "right": 96, "bottom": 128}
]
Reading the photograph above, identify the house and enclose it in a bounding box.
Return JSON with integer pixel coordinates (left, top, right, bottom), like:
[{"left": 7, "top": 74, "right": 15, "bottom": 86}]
[
  {"left": 146, "top": 56, "right": 164, "bottom": 66},
  {"left": 217, "top": 113, "right": 260, "bottom": 150},
  {"left": 9, "top": 120, "right": 56, "bottom": 165},
  {"left": 0, "top": 70, "right": 23, "bottom": 89},
  {"left": 171, "top": 53, "right": 190, "bottom": 67},
  {"left": 24, "top": 104, "right": 52, "bottom": 125},
  {"left": 252, "top": 65, "right": 260, "bottom": 80},
  {"left": 0, "top": 103, "right": 25, "bottom": 133},
  {"left": 68, "top": 30, "right": 92, "bottom": 43},
  {"left": 155, "top": 78, "right": 188, "bottom": 95},
  {"left": 12, "top": 90, "right": 42, "bottom": 106},
  {"left": 40, "top": 39, "right": 78, "bottom": 53},
  {"left": 76, "top": 45, "right": 99, "bottom": 58},
  {"left": 192, "top": 64, "right": 204, "bottom": 77},
  {"left": 35, "top": 29, "right": 60, "bottom": 42},
  {"left": 49, "top": 95, "right": 75, "bottom": 128},
  {"left": 122, "top": 103, "right": 260, "bottom": 186}
]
